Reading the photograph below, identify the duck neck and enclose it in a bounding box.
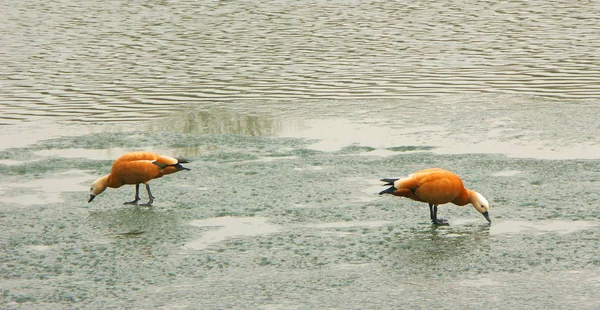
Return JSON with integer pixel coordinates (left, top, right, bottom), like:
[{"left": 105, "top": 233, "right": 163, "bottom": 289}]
[
  {"left": 452, "top": 189, "right": 472, "bottom": 206},
  {"left": 101, "top": 174, "right": 116, "bottom": 188}
]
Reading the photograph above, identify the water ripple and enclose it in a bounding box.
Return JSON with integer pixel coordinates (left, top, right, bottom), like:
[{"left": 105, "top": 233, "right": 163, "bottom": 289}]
[{"left": 1, "top": 0, "right": 599, "bottom": 124}]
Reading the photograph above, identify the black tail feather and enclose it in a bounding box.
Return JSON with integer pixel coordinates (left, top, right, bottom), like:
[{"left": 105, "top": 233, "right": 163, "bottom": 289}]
[
  {"left": 379, "top": 186, "right": 397, "bottom": 195},
  {"left": 173, "top": 157, "right": 191, "bottom": 171},
  {"left": 173, "top": 163, "right": 191, "bottom": 171},
  {"left": 380, "top": 178, "right": 399, "bottom": 186},
  {"left": 153, "top": 158, "right": 191, "bottom": 171}
]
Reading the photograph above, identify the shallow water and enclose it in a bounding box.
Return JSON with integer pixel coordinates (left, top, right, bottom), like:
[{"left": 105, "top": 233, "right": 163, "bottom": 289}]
[{"left": 1, "top": 0, "right": 600, "bottom": 309}]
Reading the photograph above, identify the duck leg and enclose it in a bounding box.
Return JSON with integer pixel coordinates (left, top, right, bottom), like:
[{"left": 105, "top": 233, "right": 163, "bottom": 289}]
[
  {"left": 139, "top": 183, "right": 155, "bottom": 206},
  {"left": 429, "top": 203, "right": 449, "bottom": 226},
  {"left": 124, "top": 184, "right": 141, "bottom": 205}
]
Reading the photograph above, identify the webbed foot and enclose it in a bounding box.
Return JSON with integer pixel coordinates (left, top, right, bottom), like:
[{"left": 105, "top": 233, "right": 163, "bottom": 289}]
[{"left": 432, "top": 218, "right": 449, "bottom": 226}]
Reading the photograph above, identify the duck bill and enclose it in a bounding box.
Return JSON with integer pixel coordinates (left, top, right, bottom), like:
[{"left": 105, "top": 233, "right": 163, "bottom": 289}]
[
  {"left": 482, "top": 211, "right": 491, "bottom": 223},
  {"left": 88, "top": 194, "right": 96, "bottom": 203}
]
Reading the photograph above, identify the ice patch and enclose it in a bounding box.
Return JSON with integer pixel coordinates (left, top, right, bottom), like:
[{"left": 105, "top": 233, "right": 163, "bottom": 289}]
[
  {"left": 293, "top": 165, "right": 324, "bottom": 171},
  {"left": 357, "top": 149, "right": 398, "bottom": 157},
  {"left": 490, "top": 220, "right": 600, "bottom": 235},
  {"left": 184, "top": 217, "right": 394, "bottom": 250},
  {"left": 25, "top": 245, "right": 53, "bottom": 252},
  {"left": 0, "top": 170, "right": 92, "bottom": 205},
  {"left": 35, "top": 148, "right": 130, "bottom": 160},
  {"left": 458, "top": 278, "right": 498, "bottom": 287},
  {"left": 0, "top": 159, "right": 41, "bottom": 166},
  {"left": 34, "top": 147, "right": 184, "bottom": 161},
  {"left": 184, "top": 217, "right": 281, "bottom": 250},
  {"left": 492, "top": 170, "right": 522, "bottom": 177},
  {"left": 307, "top": 220, "right": 391, "bottom": 229}
]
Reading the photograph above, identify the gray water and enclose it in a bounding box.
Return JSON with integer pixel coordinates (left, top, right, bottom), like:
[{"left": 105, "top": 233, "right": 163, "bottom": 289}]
[
  {"left": 1, "top": 0, "right": 600, "bottom": 309},
  {"left": 2, "top": 0, "right": 600, "bottom": 124}
]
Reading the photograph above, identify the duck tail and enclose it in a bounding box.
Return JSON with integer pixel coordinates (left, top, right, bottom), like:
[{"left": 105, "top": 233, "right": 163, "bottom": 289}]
[
  {"left": 173, "top": 163, "right": 191, "bottom": 171},
  {"left": 379, "top": 186, "right": 397, "bottom": 195},
  {"left": 175, "top": 157, "right": 191, "bottom": 170},
  {"left": 380, "top": 178, "right": 399, "bottom": 186}
]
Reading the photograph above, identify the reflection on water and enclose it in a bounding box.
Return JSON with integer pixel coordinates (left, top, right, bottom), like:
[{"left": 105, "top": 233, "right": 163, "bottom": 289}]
[
  {"left": 143, "top": 101, "right": 600, "bottom": 159},
  {"left": 384, "top": 224, "right": 491, "bottom": 275},
  {"left": 152, "top": 108, "right": 283, "bottom": 136},
  {"left": 88, "top": 207, "right": 183, "bottom": 238}
]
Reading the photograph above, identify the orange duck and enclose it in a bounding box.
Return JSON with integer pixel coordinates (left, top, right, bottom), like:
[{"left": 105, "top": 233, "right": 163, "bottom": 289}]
[
  {"left": 88, "top": 151, "right": 190, "bottom": 206},
  {"left": 379, "top": 168, "right": 490, "bottom": 225}
]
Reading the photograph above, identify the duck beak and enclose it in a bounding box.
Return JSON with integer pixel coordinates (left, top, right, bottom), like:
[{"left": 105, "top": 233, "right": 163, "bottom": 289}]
[
  {"left": 482, "top": 211, "right": 491, "bottom": 223},
  {"left": 88, "top": 194, "right": 96, "bottom": 203}
]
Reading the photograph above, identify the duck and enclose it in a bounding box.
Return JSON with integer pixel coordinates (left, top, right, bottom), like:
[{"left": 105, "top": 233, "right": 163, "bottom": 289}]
[
  {"left": 379, "top": 168, "right": 490, "bottom": 225},
  {"left": 88, "top": 151, "right": 190, "bottom": 206}
]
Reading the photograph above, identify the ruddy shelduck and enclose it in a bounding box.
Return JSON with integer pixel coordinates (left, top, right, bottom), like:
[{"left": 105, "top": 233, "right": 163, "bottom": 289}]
[
  {"left": 379, "top": 168, "right": 491, "bottom": 225},
  {"left": 88, "top": 151, "right": 190, "bottom": 206}
]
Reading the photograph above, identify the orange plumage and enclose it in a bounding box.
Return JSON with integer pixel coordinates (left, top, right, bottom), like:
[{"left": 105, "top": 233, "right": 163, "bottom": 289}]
[
  {"left": 89, "top": 151, "right": 190, "bottom": 206},
  {"left": 380, "top": 168, "right": 490, "bottom": 225}
]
